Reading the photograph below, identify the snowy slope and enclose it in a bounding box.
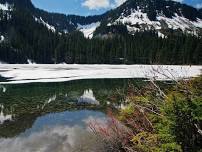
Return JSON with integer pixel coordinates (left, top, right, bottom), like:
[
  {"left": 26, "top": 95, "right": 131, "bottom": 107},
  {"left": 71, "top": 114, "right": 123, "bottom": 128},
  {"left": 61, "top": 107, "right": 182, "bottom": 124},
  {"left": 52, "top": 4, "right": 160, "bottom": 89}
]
[
  {"left": 77, "top": 22, "right": 100, "bottom": 38},
  {"left": 110, "top": 8, "right": 202, "bottom": 36},
  {"left": 0, "top": 3, "right": 12, "bottom": 21},
  {"left": 1, "top": 0, "right": 201, "bottom": 38},
  {"left": 0, "top": 3, "right": 11, "bottom": 11},
  {"left": 34, "top": 17, "right": 56, "bottom": 32}
]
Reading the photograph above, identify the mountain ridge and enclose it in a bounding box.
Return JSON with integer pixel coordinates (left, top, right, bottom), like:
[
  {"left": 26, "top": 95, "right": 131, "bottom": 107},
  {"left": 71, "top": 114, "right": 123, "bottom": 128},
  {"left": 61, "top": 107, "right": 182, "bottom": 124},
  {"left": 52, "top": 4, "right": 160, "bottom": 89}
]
[
  {"left": 1, "top": 0, "right": 202, "bottom": 37},
  {"left": 0, "top": 0, "right": 105, "bottom": 32},
  {"left": 0, "top": 0, "right": 201, "bottom": 64}
]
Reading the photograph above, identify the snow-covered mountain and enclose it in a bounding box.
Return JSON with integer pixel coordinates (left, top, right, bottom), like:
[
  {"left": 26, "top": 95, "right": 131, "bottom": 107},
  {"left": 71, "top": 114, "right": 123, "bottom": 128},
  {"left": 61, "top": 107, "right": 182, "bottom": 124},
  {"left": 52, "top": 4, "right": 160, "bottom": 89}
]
[
  {"left": 95, "top": 0, "right": 202, "bottom": 37},
  {"left": 0, "top": 0, "right": 103, "bottom": 34},
  {"left": 69, "top": 0, "right": 202, "bottom": 37},
  {"left": 0, "top": 0, "right": 201, "bottom": 64},
  {"left": 108, "top": 7, "right": 202, "bottom": 36},
  {"left": 1, "top": 0, "right": 201, "bottom": 38}
]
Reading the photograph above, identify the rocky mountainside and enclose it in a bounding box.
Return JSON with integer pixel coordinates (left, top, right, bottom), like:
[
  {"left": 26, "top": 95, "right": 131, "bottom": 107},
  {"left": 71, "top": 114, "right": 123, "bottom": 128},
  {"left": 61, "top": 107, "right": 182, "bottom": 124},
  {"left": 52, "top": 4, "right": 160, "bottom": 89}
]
[
  {"left": 0, "top": 0, "right": 201, "bottom": 64},
  {"left": 1, "top": 0, "right": 202, "bottom": 38},
  {"left": 95, "top": 0, "right": 202, "bottom": 37},
  {"left": 0, "top": 0, "right": 104, "bottom": 33}
]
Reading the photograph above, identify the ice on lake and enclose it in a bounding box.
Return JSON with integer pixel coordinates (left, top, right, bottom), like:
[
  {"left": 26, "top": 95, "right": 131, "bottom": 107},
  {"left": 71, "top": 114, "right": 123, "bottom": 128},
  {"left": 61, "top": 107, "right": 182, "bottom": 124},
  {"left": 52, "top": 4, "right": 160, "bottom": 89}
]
[{"left": 0, "top": 64, "right": 201, "bottom": 84}]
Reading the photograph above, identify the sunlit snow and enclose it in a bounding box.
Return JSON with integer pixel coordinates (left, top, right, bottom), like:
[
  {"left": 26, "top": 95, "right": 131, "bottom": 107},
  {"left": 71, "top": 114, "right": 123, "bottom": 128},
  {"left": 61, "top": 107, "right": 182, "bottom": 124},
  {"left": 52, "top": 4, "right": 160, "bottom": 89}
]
[
  {"left": 77, "top": 22, "right": 100, "bottom": 38},
  {"left": 34, "top": 17, "right": 56, "bottom": 32},
  {"left": 27, "top": 59, "right": 36, "bottom": 64},
  {"left": 0, "top": 36, "right": 4, "bottom": 43},
  {"left": 0, "top": 64, "right": 201, "bottom": 84},
  {"left": 0, "top": 3, "right": 11, "bottom": 11},
  {"left": 112, "top": 8, "right": 202, "bottom": 36}
]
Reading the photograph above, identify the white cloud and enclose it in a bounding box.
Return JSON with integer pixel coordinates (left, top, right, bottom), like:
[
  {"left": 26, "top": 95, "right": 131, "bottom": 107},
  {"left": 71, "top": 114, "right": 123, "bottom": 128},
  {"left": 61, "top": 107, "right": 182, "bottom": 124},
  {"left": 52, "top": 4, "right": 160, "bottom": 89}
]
[
  {"left": 0, "top": 114, "right": 108, "bottom": 152},
  {"left": 0, "top": 125, "right": 100, "bottom": 152},
  {"left": 82, "top": 0, "right": 110, "bottom": 10},
  {"left": 82, "top": 0, "right": 126, "bottom": 10},
  {"left": 195, "top": 3, "right": 202, "bottom": 9},
  {"left": 114, "top": 0, "right": 127, "bottom": 7},
  {"left": 81, "top": 0, "right": 188, "bottom": 10}
]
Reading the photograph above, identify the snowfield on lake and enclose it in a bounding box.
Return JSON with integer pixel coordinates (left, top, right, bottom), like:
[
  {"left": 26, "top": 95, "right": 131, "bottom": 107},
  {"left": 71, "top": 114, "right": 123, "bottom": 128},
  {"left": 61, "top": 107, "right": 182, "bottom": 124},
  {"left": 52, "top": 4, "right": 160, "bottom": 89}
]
[{"left": 0, "top": 64, "right": 201, "bottom": 84}]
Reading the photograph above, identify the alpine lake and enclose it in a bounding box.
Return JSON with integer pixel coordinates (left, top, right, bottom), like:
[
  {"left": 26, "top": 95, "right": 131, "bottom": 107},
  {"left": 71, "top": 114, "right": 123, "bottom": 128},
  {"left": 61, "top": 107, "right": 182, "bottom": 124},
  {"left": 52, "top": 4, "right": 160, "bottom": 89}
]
[{"left": 0, "top": 78, "right": 146, "bottom": 152}]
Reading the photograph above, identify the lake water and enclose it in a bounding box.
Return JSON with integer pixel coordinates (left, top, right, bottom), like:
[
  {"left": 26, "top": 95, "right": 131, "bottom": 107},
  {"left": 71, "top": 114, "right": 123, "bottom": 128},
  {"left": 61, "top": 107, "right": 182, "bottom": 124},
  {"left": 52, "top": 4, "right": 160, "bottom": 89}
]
[
  {"left": 0, "top": 64, "right": 201, "bottom": 151},
  {"left": 0, "top": 78, "right": 140, "bottom": 152}
]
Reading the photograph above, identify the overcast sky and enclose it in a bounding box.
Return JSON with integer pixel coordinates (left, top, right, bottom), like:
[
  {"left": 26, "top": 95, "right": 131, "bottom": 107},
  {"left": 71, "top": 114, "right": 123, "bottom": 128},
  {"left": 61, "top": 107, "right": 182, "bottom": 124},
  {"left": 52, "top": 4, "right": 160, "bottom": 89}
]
[{"left": 31, "top": 0, "right": 202, "bottom": 16}]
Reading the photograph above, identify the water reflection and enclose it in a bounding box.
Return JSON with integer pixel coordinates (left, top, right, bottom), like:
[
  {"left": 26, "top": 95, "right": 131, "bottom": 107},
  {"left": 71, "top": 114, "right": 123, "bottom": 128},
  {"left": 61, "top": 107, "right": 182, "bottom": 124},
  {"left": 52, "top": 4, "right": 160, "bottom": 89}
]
[
  {"left": 42, "top": 94, "right": 57, "bottom": 110},
  {"left": 0, "top": 104, "right": 12, "bottom": 124},
  {"left": 0, "top": 79, "right": 132, "bottom": 117},
  {"left": 0, "top": 85, "right": 6, "bottom": 93},
  {"left": 0, "top": 110, "right": 107, "bottom": 152},
  {"left": 78, "top": 89, "right": 99, "bottom": 105},
  {"left": 23, "top": 110, "right": 106, "bottom": 136},
  {"left": 0, "top": 79, "right": 142, "bottom": 150}
]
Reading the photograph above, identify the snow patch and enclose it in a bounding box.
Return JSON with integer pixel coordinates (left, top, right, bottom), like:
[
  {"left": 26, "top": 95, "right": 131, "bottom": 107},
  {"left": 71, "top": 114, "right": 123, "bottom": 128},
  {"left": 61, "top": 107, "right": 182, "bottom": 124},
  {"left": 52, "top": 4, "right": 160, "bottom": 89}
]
[
  {"left": 158, "top": 31, "right": 167, "bottom": 38},
  {"left": 111, "top": 9, "right": 202, "bottom": 36},
  {"left": 0, "top": 3, "right": 11, "bottom": 11},
  {"left": 27, "top": 59, "right": 36, "bottom": 64},
  {"left": 34, "top": 17, "right": 56, "bottom": 32},
  {"left": 192, "top": 18, "right": 202, "bottom": 28},
  {"left": 126, "top": 25, "right": 140, "bottom": 33},
  {"left": 77, "top": 22, "right": 100, "bottom": 38},
  {"left": 115, "top": 9, "right": 161, "bottom": 30},
  {"left": 0, "top": 3, "right": 12, "bottom": 20},
  {"left": 157, "top": 14, "right": 190, "bottom": 31},
  {"left": 0, "top": 35, "right": 4, "bottom": 43},
  {"left": 156, "top": 14, "right": 202, "bottom": 34}
]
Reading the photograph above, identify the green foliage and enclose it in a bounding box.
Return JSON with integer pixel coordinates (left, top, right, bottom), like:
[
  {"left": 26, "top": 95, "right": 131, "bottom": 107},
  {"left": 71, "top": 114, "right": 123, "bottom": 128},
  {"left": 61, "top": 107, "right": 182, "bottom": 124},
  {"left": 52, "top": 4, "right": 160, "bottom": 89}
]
[
  {"left": 155, "top": 78, "right": 202, "bottom": 152},
  {"left": 111, "top": 77, "right": 202, "bottom": 152},
  {"left": 131, "top": 132, "right": 159, "bottom": 152}
]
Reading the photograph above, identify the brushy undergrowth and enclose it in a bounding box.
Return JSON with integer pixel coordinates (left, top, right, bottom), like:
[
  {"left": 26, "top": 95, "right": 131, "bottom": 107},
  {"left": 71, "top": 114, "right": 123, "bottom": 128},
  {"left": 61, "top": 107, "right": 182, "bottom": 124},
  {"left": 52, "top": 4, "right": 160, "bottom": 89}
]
[{"left": 89, "top": 76, "right": 202, "bottom": 152}]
